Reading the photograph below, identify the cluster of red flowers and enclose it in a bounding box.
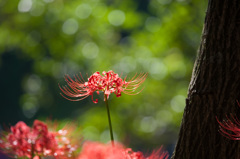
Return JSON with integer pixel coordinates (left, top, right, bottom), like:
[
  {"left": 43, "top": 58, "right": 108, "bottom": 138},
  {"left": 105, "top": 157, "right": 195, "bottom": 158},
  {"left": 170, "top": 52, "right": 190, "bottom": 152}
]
[
  {"left": 0, "top": 120, "right": 169, "bottom": 159},
  {"left": 0, "top": 120, "right": 78, "bottom": 159},
  {"left": 60, "top": 70, "right": 147, "bottom": 103},
  {"left": 78, "top": 141, "right": 169, "bottom": 159}
]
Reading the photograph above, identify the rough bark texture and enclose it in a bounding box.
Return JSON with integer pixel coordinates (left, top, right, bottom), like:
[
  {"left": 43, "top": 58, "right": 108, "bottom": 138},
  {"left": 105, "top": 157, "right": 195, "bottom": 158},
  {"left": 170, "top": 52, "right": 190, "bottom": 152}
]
[{"left": 172, "top": 0, "right": 240, "bottom": 158}]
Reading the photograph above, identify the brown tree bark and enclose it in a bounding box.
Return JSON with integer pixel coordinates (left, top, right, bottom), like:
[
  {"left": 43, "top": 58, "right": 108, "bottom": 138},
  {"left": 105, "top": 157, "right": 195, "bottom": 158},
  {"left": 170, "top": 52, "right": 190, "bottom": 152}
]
[{"left": 172, "top": 0, "right": 240, "bottom": 158}]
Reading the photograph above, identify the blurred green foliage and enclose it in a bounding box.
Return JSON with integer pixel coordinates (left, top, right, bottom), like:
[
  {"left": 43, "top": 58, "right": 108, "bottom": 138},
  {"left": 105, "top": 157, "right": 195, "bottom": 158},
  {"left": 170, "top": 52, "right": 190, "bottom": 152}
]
[{"left": 0, "top": 0, "right": 207, "bottom": 155}]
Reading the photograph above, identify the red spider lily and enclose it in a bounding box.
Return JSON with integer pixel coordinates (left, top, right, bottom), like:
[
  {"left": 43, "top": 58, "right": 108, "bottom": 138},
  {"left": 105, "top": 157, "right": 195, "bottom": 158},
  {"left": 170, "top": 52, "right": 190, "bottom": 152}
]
[
  {"left": 77, "top": 141, "right": 169, "bottom": 159},
  {"left": 59, "top": 70, "right": 147, "bottom": 103},
  {"left": 0, "top": 120, "right": 79, "bottom": 159},
  {"left": 216, "top": 115, "right": 240, "bottom": 140}
]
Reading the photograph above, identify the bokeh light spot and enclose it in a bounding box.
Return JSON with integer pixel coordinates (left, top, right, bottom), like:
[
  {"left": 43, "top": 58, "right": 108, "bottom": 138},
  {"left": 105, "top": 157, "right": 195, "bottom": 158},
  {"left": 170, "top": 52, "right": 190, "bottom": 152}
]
[
  {"left": 21, "top": 96, "right": 39, "bottom": 119},
  {"left": 62, "top": 19, "right": 79, "bottom": 35},
  {"left": 108, "top": 10, "right": 125, "bottom": 26},
  {"left": 164, "top": 50, "right": 186, "bottom": 79},
  {"left": 76, "top": 4, "right": 92, "bottom": 19},
  {"left": 82, "top": 42, "right": 99, "bottom": 59},
  {"left": 30, "top": 2, "right": 45, "bottom": 16},
  {"left": 114, "top": 56, "right": 137, "bottom": 73},
  {"left": 149, "top": 59, "right": 167, "bottom": 80},
  {"left": 18, "top": 0, "right": 32, "bottom": 12},
  {"left": 140, "top": 116, "right": 157, "bottom": 133},
  {"left": 24, "top": 75, "right": 42, "bottom": 94},
  {"left": 171, "top": 95, "right": 186, "bottom": 112},
  {"left": 145, "top": 17, "right": 161, "bottom": 32},
  {"left": 22, "top": 102, "right": 38, "bottom": 119},
  {"left": 156, "top": 110, "right": 173, "bottom": 123},
  {"left": 135, "top": 46, "right": 152, "bottom": 59}
]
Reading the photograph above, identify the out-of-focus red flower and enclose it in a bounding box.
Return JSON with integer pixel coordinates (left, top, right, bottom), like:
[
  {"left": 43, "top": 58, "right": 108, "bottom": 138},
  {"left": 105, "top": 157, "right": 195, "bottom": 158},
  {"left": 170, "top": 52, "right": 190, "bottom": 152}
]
[
  {"left": 77, "top": 141, "right": 168, "bottom": 159},
  {"left": 60, "top": 70, "right": 147, "bottom": 103},
  {"left": 0, "top": 120, "right": 79, "bottom": 159},
  {"left": 3, "top": 121, "right": 32, "bottom": 158},
  {"left": 217, "top": 115, "right": 240, "bottom": 140},
  {"left": 52, "top": 128, "right": 79, "bottom": 158},
  {"left": 147, "top": 148, "right": 169, "bottom": 159}
]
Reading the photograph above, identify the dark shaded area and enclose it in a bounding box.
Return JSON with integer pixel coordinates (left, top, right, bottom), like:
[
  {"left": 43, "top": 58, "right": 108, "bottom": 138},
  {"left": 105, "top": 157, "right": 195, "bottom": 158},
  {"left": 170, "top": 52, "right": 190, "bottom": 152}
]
[
  {"left": 0, "top": 49, "right": 32, "bottom": 125},
  {"left": 136, "top": 0, "right": 150, "bottom": 13}
]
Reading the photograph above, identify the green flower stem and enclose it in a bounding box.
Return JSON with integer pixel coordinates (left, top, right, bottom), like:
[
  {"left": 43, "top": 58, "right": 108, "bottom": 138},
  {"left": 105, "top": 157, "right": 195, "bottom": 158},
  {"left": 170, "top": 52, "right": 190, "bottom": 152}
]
[{"left": 104, "top": 94, "right": 114, "bottom": 146}]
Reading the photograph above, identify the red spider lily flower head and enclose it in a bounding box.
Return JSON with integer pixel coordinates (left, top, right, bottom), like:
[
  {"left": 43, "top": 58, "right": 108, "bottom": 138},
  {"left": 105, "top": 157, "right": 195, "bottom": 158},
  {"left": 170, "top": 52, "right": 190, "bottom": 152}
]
[
  {"left": 0, "top": 120, "right": 80, "bottom": 159},
  {"left": 59, "top": 70, "right": 147, "bottom": 103},
  {"left": 216, "top": 115, "right": 240, "bottom": 140},
  {"left": 77, "top": 141, "right": 168, "bottom": 159}
]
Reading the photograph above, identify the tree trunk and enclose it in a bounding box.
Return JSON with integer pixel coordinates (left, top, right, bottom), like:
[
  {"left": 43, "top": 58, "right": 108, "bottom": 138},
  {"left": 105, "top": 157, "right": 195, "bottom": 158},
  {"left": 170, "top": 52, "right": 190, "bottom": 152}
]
[{"left": 172, "top": 0, "right": 240, "bottom": 158}]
